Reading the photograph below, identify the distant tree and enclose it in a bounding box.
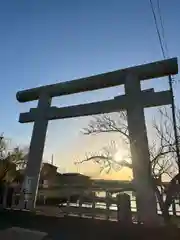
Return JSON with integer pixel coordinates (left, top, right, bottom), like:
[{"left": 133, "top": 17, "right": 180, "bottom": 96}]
[{"left": 0, "top": 134, "right": 28, "bottom": 184}]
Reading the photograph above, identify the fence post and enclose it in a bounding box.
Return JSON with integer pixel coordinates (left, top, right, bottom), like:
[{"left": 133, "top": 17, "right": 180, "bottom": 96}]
[
  {"left": 117, "top": 193, "right": 132, "bottom": 224},
  {"left": 135, "top": 197, "right": 142, "bottom": 224},
  {"left": 65, "top": 195, "right": 70, "bottom": 217},
  {"left": 172, "top": 198, "right": 176, "bottom": 216},
  {"left": 106, "top": 191, "right": 111, "bottom": 220},
  {"left": 92, "top": 191, "right": 96, "bottom": 219},
  {"left": 11, "top": 192, "right": 16, "bottom": 209},
  {"left": 78, "top": 194, "right": 83, "bottom": 218},
  {"left": 2, "top": 184, "right": 8, "bottom": 208}
]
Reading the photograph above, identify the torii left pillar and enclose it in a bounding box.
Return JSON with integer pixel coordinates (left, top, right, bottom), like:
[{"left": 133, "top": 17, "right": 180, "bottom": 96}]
[{"left": 19, "top": 94, "right": 51, "bottom": 210}]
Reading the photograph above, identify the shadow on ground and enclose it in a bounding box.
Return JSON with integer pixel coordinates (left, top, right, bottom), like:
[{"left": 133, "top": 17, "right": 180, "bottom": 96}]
[{"left": 0, "top": 209, "right": 180, "bottom": 239}]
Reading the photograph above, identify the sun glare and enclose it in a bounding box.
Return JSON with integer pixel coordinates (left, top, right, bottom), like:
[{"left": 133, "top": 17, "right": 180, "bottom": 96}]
[{"left": 113, "top": 149, "right": 124, "bottom": 162}]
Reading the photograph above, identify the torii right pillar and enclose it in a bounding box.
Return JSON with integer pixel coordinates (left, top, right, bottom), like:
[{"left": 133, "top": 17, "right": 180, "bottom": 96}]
[{"left": 125, "top": 74, "right": 159, "bottom": 225}]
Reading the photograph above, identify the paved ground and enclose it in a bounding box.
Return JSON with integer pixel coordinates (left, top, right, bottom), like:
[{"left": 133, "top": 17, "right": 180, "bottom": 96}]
[
  {"left": 1, "top": 209, "right": 180, "bottom": 240},
  {"left": 0, "top": 227, "right": 49, "bottom": 240}
]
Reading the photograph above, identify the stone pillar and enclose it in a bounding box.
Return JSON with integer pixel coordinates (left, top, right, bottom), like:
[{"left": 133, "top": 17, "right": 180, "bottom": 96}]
[
  {"left": 117, "top": 193, "right": 132, "bottom": 224},
  {"left": 19, "top": 94, "right": 51, "bottom": 210},
  {"left": 125, "top": 74, "right": 158, "bottom": 225}
]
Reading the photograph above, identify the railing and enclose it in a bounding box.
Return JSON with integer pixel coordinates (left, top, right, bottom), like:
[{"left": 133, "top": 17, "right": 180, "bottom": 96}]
[
  {"left": 10, "top": 186, "right": 180, "bottom": 223},
  {"left": 50, "top": 193, "right": 180, "bottom": 223}
]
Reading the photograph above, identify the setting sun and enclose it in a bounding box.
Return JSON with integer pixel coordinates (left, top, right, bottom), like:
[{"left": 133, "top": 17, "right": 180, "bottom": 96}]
[{"left": 113, "top": 149, "right": 125, "bottom": 162}]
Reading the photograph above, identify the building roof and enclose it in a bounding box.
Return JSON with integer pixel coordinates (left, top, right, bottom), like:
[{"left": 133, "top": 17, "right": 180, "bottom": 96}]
[
  {"left": 61, "top": 173, "right": 90, "bottom": 178},
  {"left": 43, "top": 162, "right": 57, "bottom": 168}
]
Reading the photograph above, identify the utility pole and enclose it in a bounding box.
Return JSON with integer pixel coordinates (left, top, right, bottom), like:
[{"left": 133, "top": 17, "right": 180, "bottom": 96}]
[{"left": 168, "top": 75, "right": 180, "bottom": 171}]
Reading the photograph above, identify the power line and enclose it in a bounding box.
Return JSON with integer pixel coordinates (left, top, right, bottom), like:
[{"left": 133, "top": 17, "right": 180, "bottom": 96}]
[
  {"left": 149, "top": 0, "right": 166, "bottom": 58},
  {"left": 149, "top": 0, "right": 180, "bottom": 172},
  {"left": 156, "top": 0, "right": 180, "bottom": 171},
  {"left": 156, "top": 0, "right": 169, "bottom": 57}
]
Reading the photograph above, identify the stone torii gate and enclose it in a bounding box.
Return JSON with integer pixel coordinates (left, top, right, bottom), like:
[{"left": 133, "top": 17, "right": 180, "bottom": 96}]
[{"left": 16, "top": 57, "right": 178, "bottom": 224}]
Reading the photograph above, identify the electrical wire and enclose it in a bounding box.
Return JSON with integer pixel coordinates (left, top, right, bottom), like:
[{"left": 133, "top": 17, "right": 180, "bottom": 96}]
[
  {"left": 149, "top": 0, "right": 180, "bottom": 172},
  {"left": 149, "top": 0, "right": 166, "bottom": 58},
  {"left": 156, "top": 0, "right": 169, "bottom": 57}
]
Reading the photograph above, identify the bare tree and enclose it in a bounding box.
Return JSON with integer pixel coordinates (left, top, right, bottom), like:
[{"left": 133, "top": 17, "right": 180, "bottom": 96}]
[
  {"left": 76, "top": 108, "right": 179, "bottom": 223},
  {"left": 79, "top": 110, "right": 176, "bottom": 177}
]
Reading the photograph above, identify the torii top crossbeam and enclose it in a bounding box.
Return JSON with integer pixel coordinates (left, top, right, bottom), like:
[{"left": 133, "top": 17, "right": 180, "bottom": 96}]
[{"left": 16, "top": 58, "right": 178, "bottom": 102}]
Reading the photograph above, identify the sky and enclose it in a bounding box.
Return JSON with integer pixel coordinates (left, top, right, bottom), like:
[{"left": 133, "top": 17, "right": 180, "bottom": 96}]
[{"left": 0, "top": 0, "right": 180, "bottom": 179}]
